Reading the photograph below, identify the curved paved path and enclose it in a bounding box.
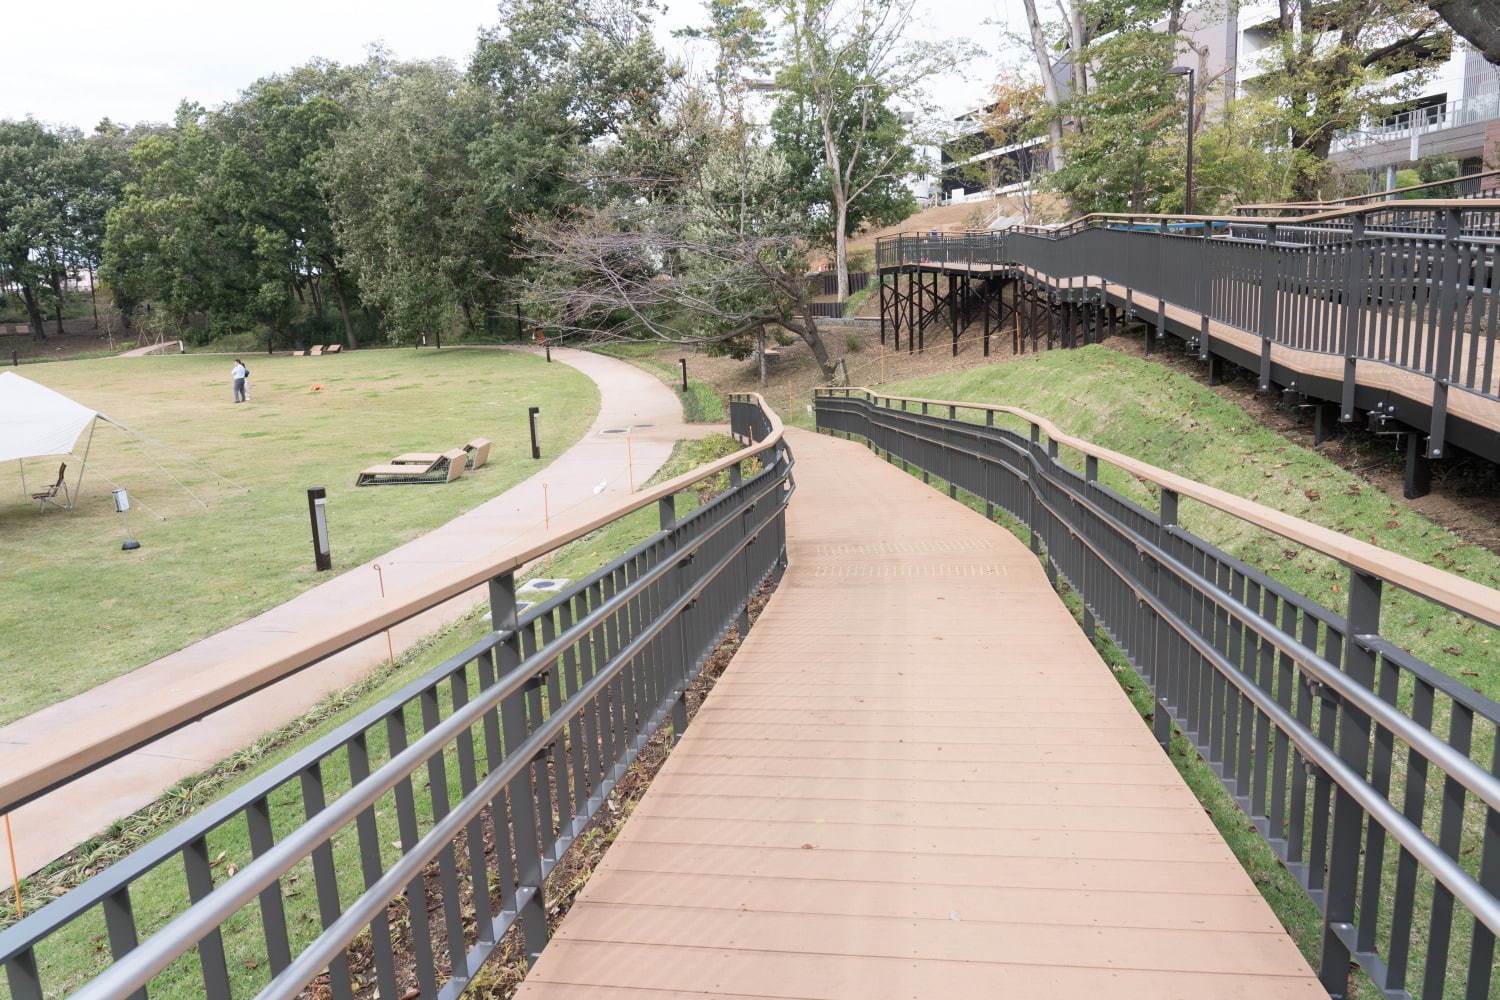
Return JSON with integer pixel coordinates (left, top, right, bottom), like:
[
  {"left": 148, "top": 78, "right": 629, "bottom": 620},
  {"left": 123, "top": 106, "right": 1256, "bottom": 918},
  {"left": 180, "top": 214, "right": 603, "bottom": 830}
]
[
  {"left": 517, "top": 427, "right": 1323, "bottom": 999},
  {"left": 0, "top": 347, "right": 715, "bottom": 876}
]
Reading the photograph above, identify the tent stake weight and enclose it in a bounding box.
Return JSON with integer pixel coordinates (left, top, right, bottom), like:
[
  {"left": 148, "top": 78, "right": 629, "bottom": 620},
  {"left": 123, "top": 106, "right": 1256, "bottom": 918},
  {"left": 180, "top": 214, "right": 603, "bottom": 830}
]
[{"left": 113, "top": 489, "right": 140, "bottom": 551}]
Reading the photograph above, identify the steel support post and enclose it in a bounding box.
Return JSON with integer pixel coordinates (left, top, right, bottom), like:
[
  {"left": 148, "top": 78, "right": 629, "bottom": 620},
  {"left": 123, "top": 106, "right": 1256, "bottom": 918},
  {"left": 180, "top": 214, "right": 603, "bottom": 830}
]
[
  {"left": 1404, "top": 433, "right": 1432, "bottom": 499},
  {"left": 658, "top": 495, "right": 689, "bottom": 737},
  {"left": 1427, "top": 208, "right": 1461, "bottom": 459},
  {"left": 1258, "top": 224, "right": 1277, "bottom": 392},
  {"left": 1318, "top": 570, "right": 1381, "bottom": 997},
  {"left": 1313, "top": 403, "right": 1337, "bottom": 445},
  {"left": 1340, "top": 216, "right": 1367, "bottom": 423},
  {"left": 1153, "top": 489, "right": 1179, "bottom": 751}
]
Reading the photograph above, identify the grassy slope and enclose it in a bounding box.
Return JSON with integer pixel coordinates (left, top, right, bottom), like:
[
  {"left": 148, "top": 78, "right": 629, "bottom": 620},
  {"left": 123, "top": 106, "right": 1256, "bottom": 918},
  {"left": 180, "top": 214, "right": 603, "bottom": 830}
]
[
  {"left": 883, "top": 346, "right": 1499, "bottom": 699},
  {"left": 5, "top": 435, "right": 743, "bottom": 999},
  {"left": 0, "top": 349, "right": 598, "bottom": 723},
  {"left": 878, "top": 347, "right": 1499, "bottom": 981}
]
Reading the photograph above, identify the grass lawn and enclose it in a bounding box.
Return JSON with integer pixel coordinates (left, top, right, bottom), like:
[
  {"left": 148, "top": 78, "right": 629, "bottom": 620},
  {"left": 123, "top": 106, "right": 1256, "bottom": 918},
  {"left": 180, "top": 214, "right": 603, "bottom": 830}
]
[
  {"left": 0, "top": 349, "right": 598, "bottom": 725},
  {"left": 874, "top": 347, "right": 1499, "bottom": 988},
  {"left": 881, "top": 346, "right": 1500, "bottom": 700},
  {"left": 5, "top": 435, "right": 745, "bottom": 998}
]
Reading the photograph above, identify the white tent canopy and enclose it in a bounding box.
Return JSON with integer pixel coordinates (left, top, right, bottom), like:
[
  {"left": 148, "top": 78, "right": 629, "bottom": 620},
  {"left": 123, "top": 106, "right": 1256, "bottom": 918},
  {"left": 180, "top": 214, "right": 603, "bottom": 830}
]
[{"left": 0, "top": 371, "right": 115, "bottom": 464}]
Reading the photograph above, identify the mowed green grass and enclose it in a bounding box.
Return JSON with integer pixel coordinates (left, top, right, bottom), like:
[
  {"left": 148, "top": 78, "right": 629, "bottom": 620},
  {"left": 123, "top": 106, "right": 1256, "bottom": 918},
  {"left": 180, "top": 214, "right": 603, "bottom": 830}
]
[
  {"left": 0, "top": 349, "right": 598, "bottom": 724},
  {"left": 874, "top": 348, "right": 1499, "bottom": 988},
  {"left": 881, "top": 346, "right": 1500, "bottom": 698},
  {"left": 5, "top": 436, "right": 746, "bottom": 998}
]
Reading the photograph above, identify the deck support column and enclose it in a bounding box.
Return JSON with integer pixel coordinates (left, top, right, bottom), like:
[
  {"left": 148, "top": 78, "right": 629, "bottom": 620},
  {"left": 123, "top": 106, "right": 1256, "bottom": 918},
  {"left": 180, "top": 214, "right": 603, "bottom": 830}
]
[
  {"left": 1404, "top": 434, "right": 1432, "bottom": 499},
  {"left": 1313, "top": 403, "right": 1337, "bottom": 445}
]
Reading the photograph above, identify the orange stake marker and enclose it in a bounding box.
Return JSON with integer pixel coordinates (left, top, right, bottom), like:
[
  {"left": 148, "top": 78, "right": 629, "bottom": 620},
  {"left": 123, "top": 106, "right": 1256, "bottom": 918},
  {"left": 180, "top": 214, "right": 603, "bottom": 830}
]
[
  {"left": 626, "top": 437, "right": 635, "bottom": 492},
  {"left": 373, "top": 564, "right": 395, "bottom": 664},
  {"left": 5, "top": 813, "right": 22, "bottom": 919}
]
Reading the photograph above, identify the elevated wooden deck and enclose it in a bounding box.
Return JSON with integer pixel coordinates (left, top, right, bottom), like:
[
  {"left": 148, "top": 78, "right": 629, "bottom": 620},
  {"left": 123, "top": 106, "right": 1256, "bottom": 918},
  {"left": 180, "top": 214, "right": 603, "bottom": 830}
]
[{"left": 516, "top": 428, "right": 1322, "bottom": 998}]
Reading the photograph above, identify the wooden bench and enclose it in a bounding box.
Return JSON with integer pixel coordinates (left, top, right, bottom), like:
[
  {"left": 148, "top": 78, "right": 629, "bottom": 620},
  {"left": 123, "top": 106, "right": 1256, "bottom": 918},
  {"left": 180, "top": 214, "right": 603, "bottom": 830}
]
[
  {"left": 356, "top": 449, "right": 467, "bottom": 487},
  {"left": 391, "top": 438, "right": 492, "bottom": 471}
]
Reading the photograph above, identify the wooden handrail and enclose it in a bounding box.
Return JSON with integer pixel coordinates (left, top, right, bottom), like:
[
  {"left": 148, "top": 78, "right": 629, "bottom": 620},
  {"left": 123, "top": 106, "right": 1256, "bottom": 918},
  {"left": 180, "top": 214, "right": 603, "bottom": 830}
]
[
  {"left": 876, "top": 197, "right": 1500, "bottom": 240},
  {"left": 0, "top": 395, "right": 785, "bottom": 812},
  {"left": 820, "top": 387, "right": 1500, "bottom": 628}
]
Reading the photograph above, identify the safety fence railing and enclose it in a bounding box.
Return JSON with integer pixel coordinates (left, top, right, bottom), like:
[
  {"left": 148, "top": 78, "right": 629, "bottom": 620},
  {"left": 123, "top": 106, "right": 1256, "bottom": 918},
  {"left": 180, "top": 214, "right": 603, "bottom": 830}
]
[
  {"left": 1237, "top": 169, "right": 1500, "bottom": 216},
  {"left": 0, "top": 393, "right": 791, "bottom": 1000},
  {"left": 876, "top": 201, "right": 1500, "bottom": 454},
  {"left": 813, "top": 386, "right": 1500, "bottom": 1000},
  {"left": 1331, "top": 94, "right": 1500, "bottom": 155}
]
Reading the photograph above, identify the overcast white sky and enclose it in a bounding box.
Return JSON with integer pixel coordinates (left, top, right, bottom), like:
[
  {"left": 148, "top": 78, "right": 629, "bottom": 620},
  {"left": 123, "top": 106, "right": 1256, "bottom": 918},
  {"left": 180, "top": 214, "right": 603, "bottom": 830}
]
[{"left": 1, "top": 0, "right": 1029, "bottom": 131}]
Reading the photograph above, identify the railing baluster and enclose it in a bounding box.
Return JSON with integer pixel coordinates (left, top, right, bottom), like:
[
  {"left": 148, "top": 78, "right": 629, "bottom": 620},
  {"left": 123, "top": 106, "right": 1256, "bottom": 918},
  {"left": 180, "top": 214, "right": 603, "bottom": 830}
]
[
  {"left": 345, "top": 733, "right": 399, "bottom": 1000},
  {"left": 245, "top": 794, "right": 294, "bottom": 977},
  {"left": 298, "top": 763, "right": 354, "bottom": 1000},
  {"left": 182, "top": 837, "right": 233, "bottom": 1000},
  {"left": 100, "top": 887, "right": 147, "bottom": 1000}
]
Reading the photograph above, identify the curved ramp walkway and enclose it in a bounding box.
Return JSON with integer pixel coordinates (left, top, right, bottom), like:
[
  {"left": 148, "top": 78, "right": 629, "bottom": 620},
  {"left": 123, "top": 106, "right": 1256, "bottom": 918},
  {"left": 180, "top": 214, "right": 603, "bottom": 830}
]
[{"left": 518, "top": 427, "right": 1323, "bottom": 999}]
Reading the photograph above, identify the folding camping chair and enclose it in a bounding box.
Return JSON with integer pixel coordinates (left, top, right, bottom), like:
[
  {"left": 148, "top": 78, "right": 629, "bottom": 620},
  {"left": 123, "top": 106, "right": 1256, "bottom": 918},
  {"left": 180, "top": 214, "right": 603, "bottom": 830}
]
[{"left": 31, "top": 462, "right": 71, "bottom": 512}]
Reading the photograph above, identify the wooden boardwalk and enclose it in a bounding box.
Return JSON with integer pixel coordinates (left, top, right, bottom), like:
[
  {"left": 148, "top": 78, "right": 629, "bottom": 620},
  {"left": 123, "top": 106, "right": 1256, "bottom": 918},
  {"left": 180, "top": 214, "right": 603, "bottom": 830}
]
[{"left": 517, "top": 427, "right": 1324, "bottom": 999}]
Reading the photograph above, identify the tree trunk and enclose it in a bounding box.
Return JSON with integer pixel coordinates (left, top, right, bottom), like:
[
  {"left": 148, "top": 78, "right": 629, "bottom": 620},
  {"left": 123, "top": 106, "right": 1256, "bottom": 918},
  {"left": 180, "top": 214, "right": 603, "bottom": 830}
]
[
  {"left": 1066, "top": 0, "right": 1088, "bottom": 103},
  {"left": 834, "top": 202, "right": 850, "bottom": 302},
  {"left": 20, "top": 280, "right": 46, "bottom": 340},
  {"left": 788, "top": 318, "right": 835, "bottom": 379},
  {"left": 330, "top": 270, "right": 358, "bottom": 348},
  {"left": 89, "top": 265, "right": 99, "bottom": 329},
  {"left": 1022, "top": 0, "right": 1067, "bottom": 171},
  {"left": 48, "top": 266, "right": 66, "bottom": 337},
  {"left": 758, "top": 326, "right": 767, "bottom": 388}
]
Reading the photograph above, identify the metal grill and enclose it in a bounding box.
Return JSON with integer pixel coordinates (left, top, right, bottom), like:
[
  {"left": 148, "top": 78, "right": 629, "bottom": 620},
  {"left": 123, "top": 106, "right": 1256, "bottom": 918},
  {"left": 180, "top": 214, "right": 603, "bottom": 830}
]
[
  {"left": 815, "top": 387, "right": 1500, "bottom": 1000},
  {"left": 0, "top": 394, "right": 792, "bottom": 1000}
]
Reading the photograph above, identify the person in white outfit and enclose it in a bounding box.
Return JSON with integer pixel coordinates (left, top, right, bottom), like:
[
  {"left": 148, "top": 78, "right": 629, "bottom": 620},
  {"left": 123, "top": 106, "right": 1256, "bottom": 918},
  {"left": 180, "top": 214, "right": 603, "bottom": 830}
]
[{"left": 231, "top": 360, "right": 248, "bottom": 403}]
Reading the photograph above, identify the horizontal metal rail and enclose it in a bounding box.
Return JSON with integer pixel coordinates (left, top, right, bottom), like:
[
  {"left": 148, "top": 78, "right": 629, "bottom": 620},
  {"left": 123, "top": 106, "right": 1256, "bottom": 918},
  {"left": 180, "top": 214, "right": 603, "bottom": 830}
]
[
  {"left": 1237, "top": 169, "right": 1500, "bottom": 215},
  {"left": 875, "top": 201, "right": 1500, "bottom": 469},
  {"left": 816, "top": 387, "right": 1500, "bottom": 1000},
  {"left": 1, "top": 393, "right": 792, "bottom": 1000}
]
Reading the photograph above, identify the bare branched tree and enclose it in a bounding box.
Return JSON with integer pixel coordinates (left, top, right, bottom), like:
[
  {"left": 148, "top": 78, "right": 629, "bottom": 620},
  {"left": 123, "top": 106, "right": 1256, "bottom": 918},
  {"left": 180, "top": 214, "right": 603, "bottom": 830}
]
[{"left": 518, "top": 93, "right": 837, "bottom": 379}]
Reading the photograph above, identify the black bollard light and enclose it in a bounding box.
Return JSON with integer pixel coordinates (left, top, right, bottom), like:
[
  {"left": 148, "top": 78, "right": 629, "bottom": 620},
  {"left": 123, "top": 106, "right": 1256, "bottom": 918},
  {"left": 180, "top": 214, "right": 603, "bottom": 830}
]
[
  {"left": 679, "top": 357, "right": 688, "bottom": 392},
  {"left": 307, "top": 486, "right": 332, "bottom": 570},
  {"left": 528, "top": 406, "right": 541, "bottom": 459},
  {"left": 545, "top": 344, "right": 551, "bottom": 362}
]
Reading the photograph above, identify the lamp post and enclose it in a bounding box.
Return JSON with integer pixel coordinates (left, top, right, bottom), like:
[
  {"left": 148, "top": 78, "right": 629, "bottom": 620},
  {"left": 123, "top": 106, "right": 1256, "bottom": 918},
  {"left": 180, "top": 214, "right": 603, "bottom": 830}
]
[{"left": 1167, "top": 66, "right": 1196, "bottom": 219}]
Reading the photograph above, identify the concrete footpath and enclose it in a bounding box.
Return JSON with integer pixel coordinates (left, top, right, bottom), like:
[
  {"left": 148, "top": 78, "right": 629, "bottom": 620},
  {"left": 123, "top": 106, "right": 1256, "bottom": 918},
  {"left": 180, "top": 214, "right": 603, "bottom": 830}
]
[{"left": 0, "top": 347, "right": 716, "bottom": 877}]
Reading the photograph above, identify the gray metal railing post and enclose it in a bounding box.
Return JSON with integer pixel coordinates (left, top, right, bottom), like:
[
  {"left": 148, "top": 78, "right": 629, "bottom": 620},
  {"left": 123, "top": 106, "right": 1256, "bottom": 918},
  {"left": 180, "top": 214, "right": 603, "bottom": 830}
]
[
  {"left": 490, "top": 570, "right": 549, "bottom": 962},
  {"left": 659, "top": 494, "right": 690, "bottom": 737},
  {"left": 984, "top": 410, "right": 995, "bottom": 519},
  {"left": 1339, "top": 214, "right": 1367, "bottom": 422},
  {"left": 1258, "top": 224, "right": 1278, "bottom": 391},
  {"left": 1319, "top": 568, "right": 1382, "bottom": 995},
  {"left": 1427, "top": 208, "right": 1462, "bottom": 459},
  {"left": 1153, "top": 488, "right": 1180, "bottom": 751}
]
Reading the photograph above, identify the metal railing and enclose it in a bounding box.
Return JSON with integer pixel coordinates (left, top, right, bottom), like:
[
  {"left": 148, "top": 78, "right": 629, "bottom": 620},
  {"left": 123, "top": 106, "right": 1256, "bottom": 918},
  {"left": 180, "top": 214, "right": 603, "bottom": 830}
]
[
  {"left": 1237, "top": 169, "right": 1500, "bottom": 216},
  {"left": 0, "top": 394, "right": 791, "bottom": 1000},
  {"left": 876, "top": 201, "right": 1500, "bottom": 460},
  {"left": 1332, "top": 93, "right": 1500, "bottom": 154},
  {"left": 813, "top": 386, "right": 1500, "bottom": 1000}
]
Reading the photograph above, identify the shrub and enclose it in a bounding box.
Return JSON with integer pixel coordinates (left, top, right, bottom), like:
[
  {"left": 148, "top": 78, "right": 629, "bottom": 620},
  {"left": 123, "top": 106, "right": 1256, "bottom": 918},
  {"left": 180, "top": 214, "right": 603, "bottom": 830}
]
[{"left": 844, "top": 332, "right": 863, "bottom": 353}]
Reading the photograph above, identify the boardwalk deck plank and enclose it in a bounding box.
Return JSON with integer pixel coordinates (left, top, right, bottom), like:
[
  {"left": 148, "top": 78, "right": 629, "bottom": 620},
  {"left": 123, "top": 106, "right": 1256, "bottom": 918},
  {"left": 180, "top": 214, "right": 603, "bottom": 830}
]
[{"left": 517, "top": 427, "right": 1324, "bottom": 999}]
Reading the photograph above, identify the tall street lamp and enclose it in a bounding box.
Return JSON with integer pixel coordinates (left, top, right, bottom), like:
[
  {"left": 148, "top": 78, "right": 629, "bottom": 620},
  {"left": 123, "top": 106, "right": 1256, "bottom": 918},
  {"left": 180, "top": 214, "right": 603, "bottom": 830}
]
[{"left": 1167, "top": 66, "right": 1196, "bottom": 218}]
